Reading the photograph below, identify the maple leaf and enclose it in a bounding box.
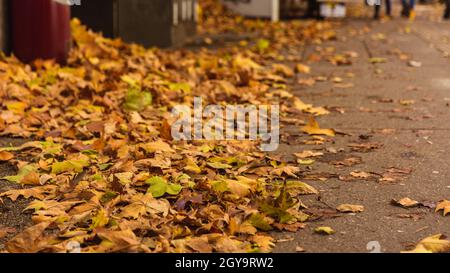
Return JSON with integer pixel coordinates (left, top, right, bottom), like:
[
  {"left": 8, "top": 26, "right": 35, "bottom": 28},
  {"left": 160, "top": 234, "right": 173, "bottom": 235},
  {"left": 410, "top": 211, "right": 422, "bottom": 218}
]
[
  {"left": 435, "top": 200, "right": 450, "bottom": 216},
  {"left": 94, "top": 229, "right": 149, "bottom": 253},
  {"left": 402, "top": 234, "right": 450, "bottom": 253},
  {"left": 0, "top": 185, "right": 57, "bottom": 201},
  {"left": 392, "top": 198, "right": 420, "bottom": 208},
  {"left": 301, "top": 117, "right": 335, "bottom": 136},
  {"left": 6, "top": 222, "right": 51, "bottom": 253}
]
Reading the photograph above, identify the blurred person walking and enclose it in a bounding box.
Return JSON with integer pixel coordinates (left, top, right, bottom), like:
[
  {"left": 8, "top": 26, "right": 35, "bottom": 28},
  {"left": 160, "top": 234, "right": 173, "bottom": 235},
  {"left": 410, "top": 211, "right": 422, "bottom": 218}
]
[
  {"left": 444, "top": 0, "right": 449, "bottom": 19},
  {"left": 373, "top": 0, "right": 392, "bottom": 19},
  {"left": 401, "top": 0, "right": 416, "bottom": 19}
]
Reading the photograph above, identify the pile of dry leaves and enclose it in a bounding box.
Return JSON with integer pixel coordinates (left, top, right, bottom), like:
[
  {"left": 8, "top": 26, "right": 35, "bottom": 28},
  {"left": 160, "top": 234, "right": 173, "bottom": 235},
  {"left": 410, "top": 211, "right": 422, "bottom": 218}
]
[{"left": 0, "top": 0, "right": 339, "bottom": 253}]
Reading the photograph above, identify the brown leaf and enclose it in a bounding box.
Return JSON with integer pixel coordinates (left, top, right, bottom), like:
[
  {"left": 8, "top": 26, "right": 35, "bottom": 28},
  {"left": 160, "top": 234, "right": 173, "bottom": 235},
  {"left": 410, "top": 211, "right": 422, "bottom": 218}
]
[
  {"left": 6, "top": 222, "right": 50, "bottom": 253},
  {"left": 0, "top": 151, "right": 14, "bottom": 161},
  {"left": 402, "top": 234, "right": 450, "bottom": 253},
  {"left": 301, "top": 117, "right": 335, "bottom": 137},
  {"left": 350, "top": 171, "right": 371, "bottom": 179},
  {"left": 295, "top": 64, "right": 311, "bottom": 74},
  {"left": 159, "top": 119, "right": 173, "bottom": 140},
  {"left": 336, "top": 204, "right": 364, "bottom": 213},
  {"left": 0, "top": 227, "right": 16, "bottom": 239},
  {"left": 95, "top": 228, "right": 146, "bottom": 252},
  {"left": 0, "top": 185, "right": 57, "bottom": 201},
  {"left": 391, "top": 197, "right": 420, "bottom": 208},
  {"left": 435, "top": 200, "right": 450, "bottom": 216},
  {"left": 186, "top": 236, "right": 213, "bottom": 253}
]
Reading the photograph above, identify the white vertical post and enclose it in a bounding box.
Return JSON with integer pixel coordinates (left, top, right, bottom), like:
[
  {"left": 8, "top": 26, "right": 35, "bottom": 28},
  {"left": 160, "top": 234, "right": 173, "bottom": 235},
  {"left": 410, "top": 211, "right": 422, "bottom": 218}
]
[
  {"left": 271, "top": 0, "right": 279, "bottom": 22},
  {"left": 173, "top": 1, "right": 179, "bottom": 25},
  {"left": 193, "top": 0, "right": 198, "bottom": 22},
  {"left": 182, "top": 0, "right": 187, "bottom": 21},
  {"left": 187, "top": 0, "right": 192, "bottom": 21}
]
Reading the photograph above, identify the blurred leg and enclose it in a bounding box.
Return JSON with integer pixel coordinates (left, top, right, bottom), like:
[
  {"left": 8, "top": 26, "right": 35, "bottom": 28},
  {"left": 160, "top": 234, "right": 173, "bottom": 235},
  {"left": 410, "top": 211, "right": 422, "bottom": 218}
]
[
  {"left": 306, "top": 0, "right": 316, "bottom": 17},
  {"left": 445, "top": 0, "right": 450, "bottom": 19},
  {"left": 409, "top": 0, "right": 416, "bottom": 20},
  {"left": 374, "top": 4, "right": 381, "bottom": 19},
  {"left": 401, "top": 0, "right": 410, "bottom": 17},
  {"left": 386, "top": 0, "right": 391, "bottom": 16}
]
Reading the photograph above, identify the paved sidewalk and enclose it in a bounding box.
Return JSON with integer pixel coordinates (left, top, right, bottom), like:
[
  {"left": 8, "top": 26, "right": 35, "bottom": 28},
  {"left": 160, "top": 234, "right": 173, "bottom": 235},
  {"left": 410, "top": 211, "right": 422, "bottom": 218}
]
[{"left": 273, "top": 14, "right": 450, "bottom": 252}]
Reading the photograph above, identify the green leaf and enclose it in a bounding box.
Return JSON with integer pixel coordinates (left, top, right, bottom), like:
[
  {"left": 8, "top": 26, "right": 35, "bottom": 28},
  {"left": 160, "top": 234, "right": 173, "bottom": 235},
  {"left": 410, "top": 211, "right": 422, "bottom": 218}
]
[
  {"left": 211, "top": 180, "right": 229, "bottom": 193},
  {"left": 123, "top": 87, "right": 152, "bottom": 112},
  {"left": 51, "top": 158, "right": 89, "bottom": 174},
  {"left": 147, "top": 180, "right": 167, "bottom": 198},
  {"left": 166, "top": 183, "right": 182, "bottom": 195},
  {"left": 120, "top": 74, "right": 139, "bottom": 87},
  {"left": 146, "top": 176, "right": 167, "bottom": 185},
  {"left": 249, "top": 213, "right": 273, "bottom": 231},
  {"left": 90, "top": 209, "right": 109, "bottom": 229},
  {"left": 99, "top": 163, "right": 113, "bottom": 170},
  {"left": 259, "top": 203, "right": 294, "bottom": 224},
  {"left": 100, "top": 191, "right": 118, "bottom": 204},
  {"left": 256, "top": 39, "right": 270, "bottom": 52},
  {"left": 3, "top": 164, "right": 37, "bottom": 183},
  {"left": 206, "top": 162, "right": 232, "bottom": 169},
  {"left": 168, "top": 82, "right": 191, "bottom": 93},
  {"left": 145, "top": 176, "right": 183, "bottom": 197},
  {"left": 369, "top": 57, "right": 387, "bottom": 64}
]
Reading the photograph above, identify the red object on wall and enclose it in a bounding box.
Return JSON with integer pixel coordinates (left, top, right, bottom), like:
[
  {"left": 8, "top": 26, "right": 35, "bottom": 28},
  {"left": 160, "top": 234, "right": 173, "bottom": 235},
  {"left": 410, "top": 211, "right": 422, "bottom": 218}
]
[{"left": 11, "top": 0, "right": 71, "bottom": 64}]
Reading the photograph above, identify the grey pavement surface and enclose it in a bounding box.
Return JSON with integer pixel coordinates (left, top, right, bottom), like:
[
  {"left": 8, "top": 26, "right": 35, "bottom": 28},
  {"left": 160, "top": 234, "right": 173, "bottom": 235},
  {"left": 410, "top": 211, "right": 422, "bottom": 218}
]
[{"left": 273, "top": 10, "right": 450, "bottom": 253}]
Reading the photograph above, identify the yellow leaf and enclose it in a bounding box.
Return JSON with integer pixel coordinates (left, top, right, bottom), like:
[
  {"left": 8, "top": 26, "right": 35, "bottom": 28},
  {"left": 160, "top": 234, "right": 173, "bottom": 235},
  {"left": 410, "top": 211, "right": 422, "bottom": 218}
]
[
  {"left": 251, "top": 235, "right": 275, "bottom": 253},
  {"left": 286, "top": 181, "right": 319, "bottom": 195},
  {"left": 399, "top": 99, "right": 415, "bottom": 106},
  {"left": 336, "top": 204, "right": 364, "bottom": 213},
  {"left": 141, "top": 140, "right": 174, "bottom": 153},
  {"left": 51, "top": 155, "right": 90, "bottom": 174},
  {"left": 225, "top": 179, "right": 252, "bottom": 197},
  {"left": 184, "top": 157, "right": 202, "bottom": 174},
  {"left": 5, "top": 101, "right": 27, "bottom": 114},
  {"left": 295, "top": 63, "right": 311, "bottom": 74},
  {"left": 307, "top": 106, "right": 330, "bottom": 116},
  {"left": 292, "top": 98, "right": 312, "bottom": 111},
  {"left": 392, "top": 197, "right": 420, "bottom": 208},
  {"left": 369, "top": 57, "right": 387, "bottom": 64},
  {"left": 435, "top": 200, "right": 450, "bottom": 216},
  {"left": 233, "top": 55, "right": 262, "bottom": 70},
  {"left": 273, "top": 63, "right": 294, "bottom": 77},
  {"left": 314, "top": 226, "right": 335, "bottom": 235},
  {"left": 90, "top": 209, "right": 109, "bottom": 229},
  {"left": 293, "top": 150, "right": 323, "bottom": 159},
  {"left": 120, "top": 202, "right": 146, "bottom": 219},
  {"left": 301, "top": 117, "right": 335, "bottom": 136},
  {"left": 298, "top": 159, "right": 314, "bottom": 165},
  {"left": 402, "top": 234, "right": 450, "bottom": 253}
]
